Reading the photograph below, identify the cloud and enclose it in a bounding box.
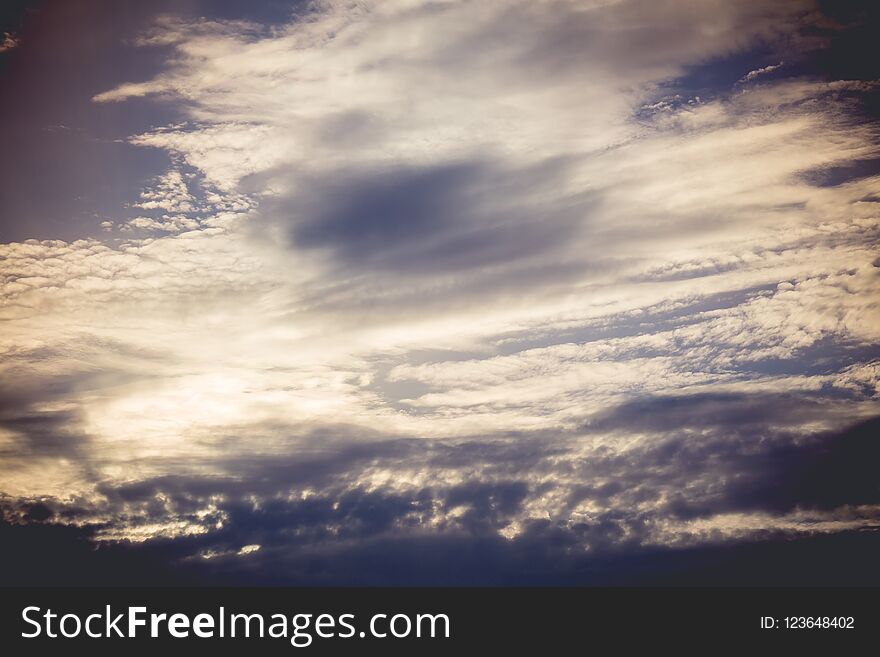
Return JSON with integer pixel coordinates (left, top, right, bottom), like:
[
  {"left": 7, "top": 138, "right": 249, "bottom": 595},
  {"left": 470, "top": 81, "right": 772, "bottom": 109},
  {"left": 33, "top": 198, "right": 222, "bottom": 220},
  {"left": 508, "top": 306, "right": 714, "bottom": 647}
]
[
  {"left": 277, "top": 157, "right": 586, "bottom": 275},
  {"left": 5, "top": 402, "right": 880, "bottom": 583},
  {"left": 134, "top": 169, "right": 195, "bottom": 213},
  {"left": 92, "top": 1, "right": 819, "bottom": 188},
  {"left": 1, "top": 0, "right": 879, "bottom": 582},
  {"left": 738, "top": 61, "right": 784, "bottom": 84}
]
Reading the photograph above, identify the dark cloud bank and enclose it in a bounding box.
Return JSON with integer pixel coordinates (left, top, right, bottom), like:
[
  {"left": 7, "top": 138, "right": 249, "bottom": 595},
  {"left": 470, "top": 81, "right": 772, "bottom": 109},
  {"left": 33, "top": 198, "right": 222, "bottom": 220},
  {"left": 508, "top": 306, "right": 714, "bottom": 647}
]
[{"left": 4, "top": 396, "right": 879, "bottom": 586}]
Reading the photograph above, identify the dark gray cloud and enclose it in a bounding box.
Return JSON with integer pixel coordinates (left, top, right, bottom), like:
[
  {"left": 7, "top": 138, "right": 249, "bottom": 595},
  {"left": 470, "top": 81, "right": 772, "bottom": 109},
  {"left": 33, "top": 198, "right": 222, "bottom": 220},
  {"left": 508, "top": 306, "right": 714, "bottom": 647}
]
[
  {"left": 4, "top": 389, "right": 877, "bottom": 584},
  {"left": 6, "top": 511, "right": 880, "bottom": 586},
  {"left": 275, "top": 157, "right": 585, "bottom": 275},
  {"left": 0, "top": 407, "right": 88, "bottom": 460}
]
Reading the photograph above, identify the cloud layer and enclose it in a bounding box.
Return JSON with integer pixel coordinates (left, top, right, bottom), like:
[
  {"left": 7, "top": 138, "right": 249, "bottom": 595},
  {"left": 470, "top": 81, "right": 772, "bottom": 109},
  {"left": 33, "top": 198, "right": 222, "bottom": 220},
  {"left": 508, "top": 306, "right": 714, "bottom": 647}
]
[{"left": 1, "top": 0, "right": 879, "bottom": 583}]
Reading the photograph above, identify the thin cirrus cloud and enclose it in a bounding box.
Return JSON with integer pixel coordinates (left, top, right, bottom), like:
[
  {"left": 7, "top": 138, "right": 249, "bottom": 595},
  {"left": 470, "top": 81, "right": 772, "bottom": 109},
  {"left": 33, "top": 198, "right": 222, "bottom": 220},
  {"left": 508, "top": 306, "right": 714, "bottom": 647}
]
[{"left": 1, "top": 0, "right": 879, "bottom": 583}]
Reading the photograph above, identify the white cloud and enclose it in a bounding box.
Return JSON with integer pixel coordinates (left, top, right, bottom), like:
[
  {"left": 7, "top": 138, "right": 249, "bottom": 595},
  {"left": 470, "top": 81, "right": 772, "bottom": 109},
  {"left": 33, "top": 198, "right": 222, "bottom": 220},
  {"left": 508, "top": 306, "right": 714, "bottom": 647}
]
[
  {"left": 134, "top": 169, "right": 195, "bottom": 213},
  {"left": 738, "top": 61, "right": 784, "bottom": 84}
]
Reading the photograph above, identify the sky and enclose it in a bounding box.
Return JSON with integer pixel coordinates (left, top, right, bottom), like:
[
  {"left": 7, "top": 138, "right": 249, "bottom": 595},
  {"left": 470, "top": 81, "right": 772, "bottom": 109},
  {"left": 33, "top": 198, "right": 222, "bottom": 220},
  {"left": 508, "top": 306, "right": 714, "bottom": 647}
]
[{"left": 1, "top": 0, "right": 879, "bottom": 585}]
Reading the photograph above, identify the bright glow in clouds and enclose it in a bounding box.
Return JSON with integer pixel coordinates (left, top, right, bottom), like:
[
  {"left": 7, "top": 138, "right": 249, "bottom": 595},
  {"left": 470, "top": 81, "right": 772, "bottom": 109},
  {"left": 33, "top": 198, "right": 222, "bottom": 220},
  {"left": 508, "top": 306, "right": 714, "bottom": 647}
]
[{"left": 1, "top": 0, "right": 879, "bottom": 577}]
